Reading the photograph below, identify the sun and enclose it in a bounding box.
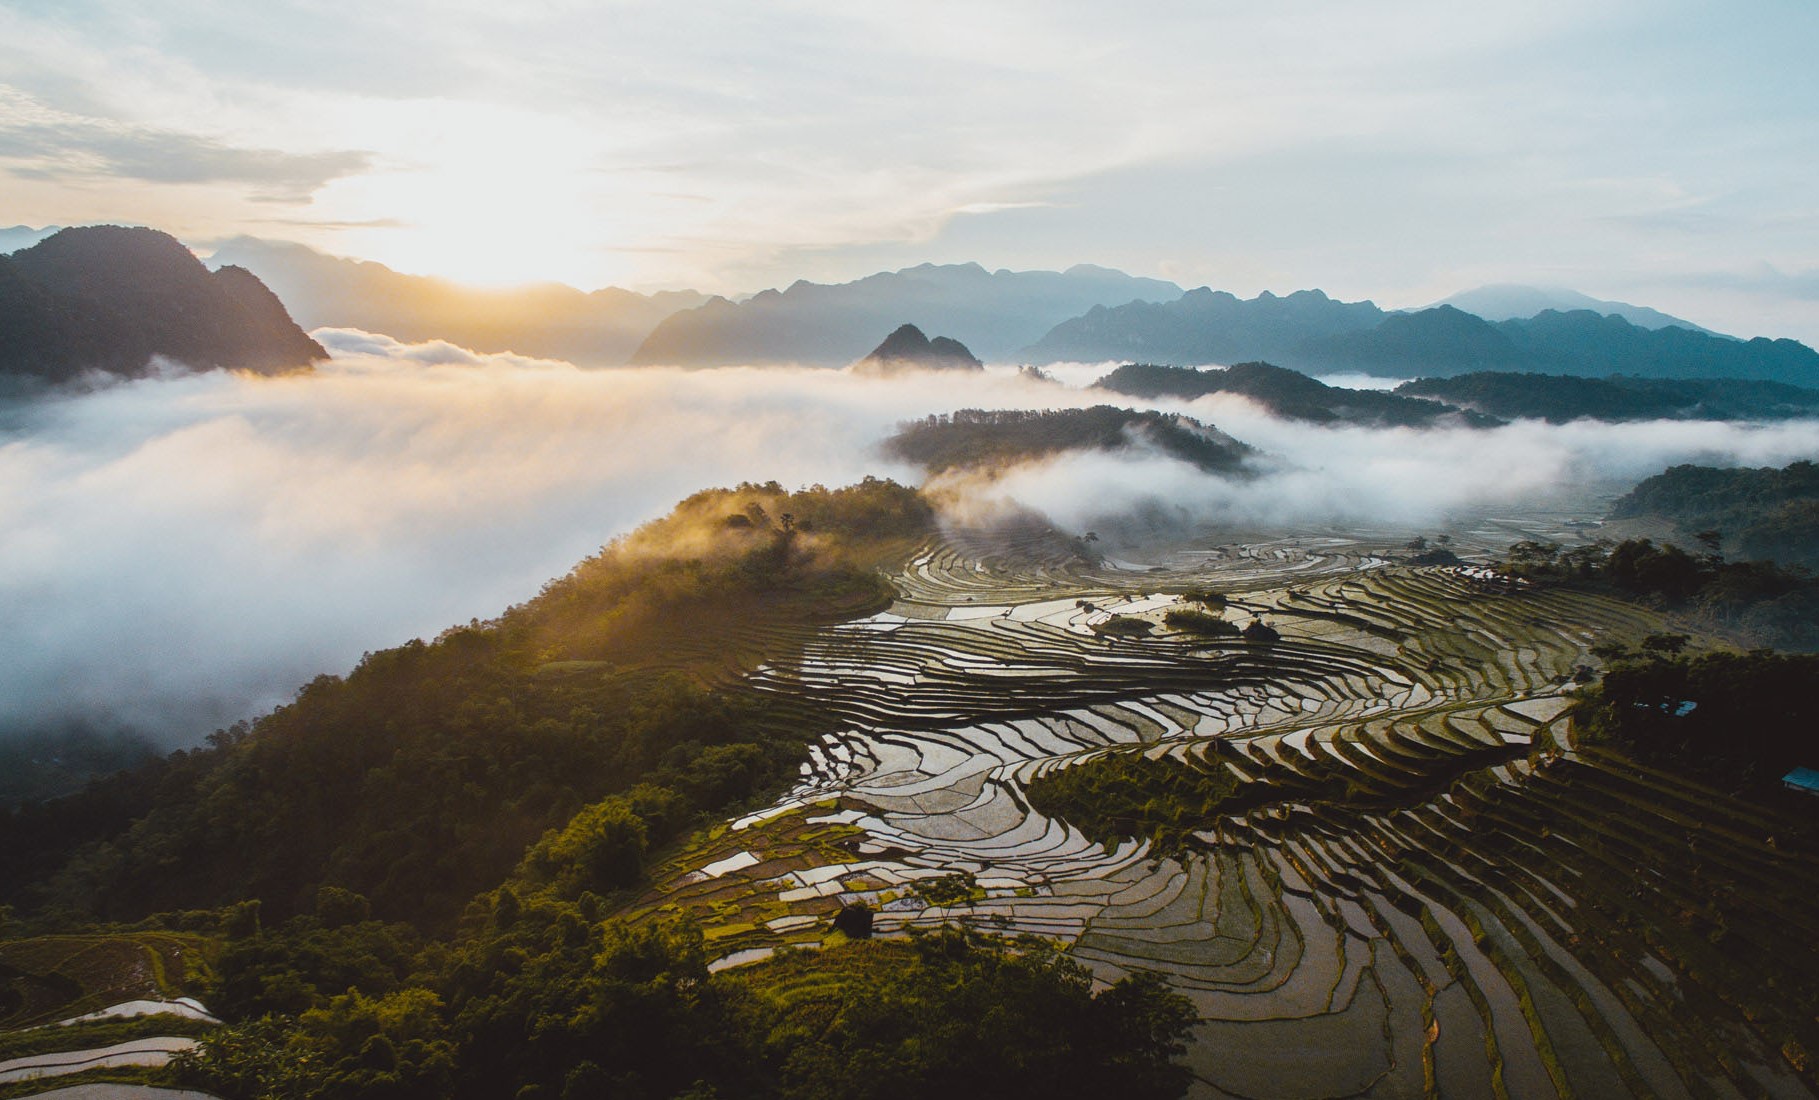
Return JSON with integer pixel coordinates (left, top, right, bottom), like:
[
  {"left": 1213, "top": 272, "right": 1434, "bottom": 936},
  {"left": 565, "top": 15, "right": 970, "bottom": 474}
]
[
  {"left": 294, "top": 103, "right": 657, "bottom": 291},
  {"left": 320, "top": 172, "right": 624, "bottom": 290}
]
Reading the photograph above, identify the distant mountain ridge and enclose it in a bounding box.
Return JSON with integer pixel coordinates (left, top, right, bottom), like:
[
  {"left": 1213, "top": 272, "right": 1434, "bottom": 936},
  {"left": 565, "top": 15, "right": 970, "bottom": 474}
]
[
  {"left": 631, "top": 262, "right": 1182, "bottom": 367},
  {"left": 1025, "top": 291, "right": 1819, "bottom": 385},
  {"left": 24, "top": 230, "right": 1807, "bottom": 384},
  {"left": 1026, "top": 288, "right": 1383, "bottom": 367},
  {"left": 1429, "top": 284, "right": 1715, "bottom": 334},
  {"left": 208, "top": 237, "right": 709, "bottom": 367},
  {"left": 0, "top": 226, "right": 324, "bottom": 387},
  {"left": 0, "top": 224, "right": 60, "bottom": 254}
]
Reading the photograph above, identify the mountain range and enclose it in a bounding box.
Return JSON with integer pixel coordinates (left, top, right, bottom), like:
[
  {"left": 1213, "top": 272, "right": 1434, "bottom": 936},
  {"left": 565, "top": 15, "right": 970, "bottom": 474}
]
[
  {"left": 1426, "top": 284, "right": 1714, "bottom": 334},
  {"left": 1026, "top": 293, "right": 1819, "bottom": 386},
  {"left": 7, "top": 226, "right": 1818, "bottom": 387},
  {"left": 0, "top": 224, "right": 60, "bottom": 254},
  {"left": 0, "top": 226, "right": 323, "bottom": 388},
  {"left": 207, "top": 237, "right": 710, "bottom": 367},
  {"left": 630, "top": 262, "right": 1183, "bottom": 367},
  {"left": 1025, "top": 288, "right": 1380, "bottom": 367}
]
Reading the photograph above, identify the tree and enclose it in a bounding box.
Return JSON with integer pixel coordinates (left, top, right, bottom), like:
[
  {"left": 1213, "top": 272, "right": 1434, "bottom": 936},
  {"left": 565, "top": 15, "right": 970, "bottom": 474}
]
[{"left": 525, "top": 796, "right": 649, "bottom": 897}]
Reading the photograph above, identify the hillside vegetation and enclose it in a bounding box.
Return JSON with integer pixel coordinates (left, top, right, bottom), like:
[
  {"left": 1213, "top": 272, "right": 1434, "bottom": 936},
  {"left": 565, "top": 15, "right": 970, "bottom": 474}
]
[
  {"left": 1580, "top": 649, "right": 1819, "bottom": 794},
  {"left": 0, "top": 479, "right": 934, "bottom": 928},
  {"left": 1609, "top": 460, "right": 1819, "bottom": 569},
  {"left": 167, "top": 918, "right": 1193, "bottom": 1100},
  {"left": 0, "top": 479, "right": 1196, "bottom": 1100},
  {"left": 1503, "top": 534, "right": 1819, "bottom": 651},
  {"left": 1094, "top": 361, "right": 1497, "bottom": 427},
  {"left": 884, "top": 406, "right": 1252, "bottom": 476},
  {"left": 1397, "top": 372, "right": 1819, "bottom": 423}
]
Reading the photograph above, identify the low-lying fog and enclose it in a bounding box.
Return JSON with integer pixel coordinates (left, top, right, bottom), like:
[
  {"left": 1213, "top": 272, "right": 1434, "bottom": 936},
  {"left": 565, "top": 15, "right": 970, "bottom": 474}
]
[{"left": 4, "top": 332, "right": 1816, "bottom": 747}]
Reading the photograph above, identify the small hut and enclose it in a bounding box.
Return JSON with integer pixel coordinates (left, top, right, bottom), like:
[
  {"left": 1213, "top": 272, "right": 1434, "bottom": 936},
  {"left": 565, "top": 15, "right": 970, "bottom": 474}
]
[{"left": 1782, "top": 767, "right": 1819, "bottom": 796}]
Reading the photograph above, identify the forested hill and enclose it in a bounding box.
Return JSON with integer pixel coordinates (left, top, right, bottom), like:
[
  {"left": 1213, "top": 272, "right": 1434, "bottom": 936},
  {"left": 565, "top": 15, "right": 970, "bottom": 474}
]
[
  {"left": 0, "top": 477, "right": 1208, "bottom": 1099},
  {"left": 0, "top": 479, "right": 935, "bottom": 928},
  {"left": 1609, "top": 460, "right": 1819, "bottom": 569},
  {"left": 1094, "top": 361, "right": 1499, "bottom": 428},
  {"left": 0, "top": 225, "right": 324, "bottom": 387},
  {"left": 884, "top": 406, "right": 1254, "bottom": 476},
  {"left": 1397, "top": 372, "right": 1819, "bottom": 423}
]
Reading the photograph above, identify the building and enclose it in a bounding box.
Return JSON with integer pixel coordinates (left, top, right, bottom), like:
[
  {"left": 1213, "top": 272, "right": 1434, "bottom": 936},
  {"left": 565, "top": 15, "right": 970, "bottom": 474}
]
[{"left": 1781, "top": 767, "right": 1819, "bottom": 796}]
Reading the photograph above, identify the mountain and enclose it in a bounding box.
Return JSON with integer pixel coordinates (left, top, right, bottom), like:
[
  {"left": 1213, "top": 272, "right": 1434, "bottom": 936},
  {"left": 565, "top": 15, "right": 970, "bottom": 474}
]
[
  {"left": 1397, "top": 372, "right": 1819, "bottom": 423},
  {"left": 1022, "top": 287, "right": 1383, "bottom": 366},
  {"left": 1333, "top": 307, "right": 1813, "bottom": 381},
  {"left": 630, "top": 262, "right": 1182, "bottom": 367},
  {"left": 0, "top": 224, "right": 59, "bottom": 254},
  {"left": 1430, "top": 284, "right": 1716, "bottom": 334},
  {"left": 207, "top": 237, "right": 709, "bottom": 366},
  {"left": 0, "top": 226, "right": 324, "bottom": 387},
  {"left": 1287, "top": 305, "right": 1527, "bottom": 376},
  {"left": 1485, "top": 309, "right": 1818, "bottom": 383},
  {"left": 1095, "top": 361, "right": 1500, "bottom": 428},
  {"left": 884, "top": 406, "right": 1252, "bottom": 476},
  {"left": 1027, "top": 291, "right": 1819, "bottom": 385},
  {"left": 852, "top": 324, "right": 983, "bottom": 375}
]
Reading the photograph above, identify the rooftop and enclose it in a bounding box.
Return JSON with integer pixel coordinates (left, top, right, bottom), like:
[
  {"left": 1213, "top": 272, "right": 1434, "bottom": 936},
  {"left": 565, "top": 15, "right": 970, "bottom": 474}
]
[{"left": 1782, "top": 767, "right": 1819, "bottom": 794}]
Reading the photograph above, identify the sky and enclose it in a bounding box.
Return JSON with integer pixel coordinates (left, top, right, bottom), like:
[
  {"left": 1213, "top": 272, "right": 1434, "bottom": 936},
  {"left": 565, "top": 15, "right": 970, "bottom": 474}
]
[{"left": 2, "top": 1, "right": 1817, "bottom": 341}]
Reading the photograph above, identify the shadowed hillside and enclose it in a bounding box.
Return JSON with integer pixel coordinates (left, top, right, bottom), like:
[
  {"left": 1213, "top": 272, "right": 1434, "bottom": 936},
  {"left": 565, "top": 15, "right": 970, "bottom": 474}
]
[
  {"left": 1026, "top": 290, "right": 1819, "bottom": 385},
  {"left": 0, "top": 226, "right": 324, "bottom": 387},
  {"left": 1610, "top": 460, "right": 1819, "bottom": 570}
]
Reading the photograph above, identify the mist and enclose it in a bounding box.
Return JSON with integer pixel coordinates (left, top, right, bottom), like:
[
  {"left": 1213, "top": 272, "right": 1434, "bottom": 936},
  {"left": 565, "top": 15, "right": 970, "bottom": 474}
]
[
  {"left": 967, "top": 389, "right": 1819, "bottom": 538},
  {"left": 3, "top": 335, "right": 1815, "bottom": 748}
]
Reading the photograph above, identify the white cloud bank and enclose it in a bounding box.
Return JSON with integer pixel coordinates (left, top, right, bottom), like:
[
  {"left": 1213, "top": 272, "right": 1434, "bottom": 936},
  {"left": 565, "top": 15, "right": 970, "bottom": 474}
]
[{"left": 1, "top": 337, "right": 1814, "bottom": 746}]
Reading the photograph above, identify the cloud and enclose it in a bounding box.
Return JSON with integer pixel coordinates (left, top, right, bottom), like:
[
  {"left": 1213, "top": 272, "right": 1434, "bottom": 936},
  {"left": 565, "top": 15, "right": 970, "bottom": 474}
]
[
  {"left": 2, "top": 342, "right": 1815, "bottom": 748},
  {"left": 959, "top": 398, "right": 1819, "bottom": 538},
  {"left": 0, "top": 85, "right": 369, "bottom": 200}
]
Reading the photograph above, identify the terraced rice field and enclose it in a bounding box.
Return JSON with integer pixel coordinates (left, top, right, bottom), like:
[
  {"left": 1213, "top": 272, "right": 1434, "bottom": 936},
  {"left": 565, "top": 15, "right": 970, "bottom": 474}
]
[
  {"left": 639, "top": 515, "right": 1819, "bottom": 1099},
  {"left": 0, "top": 936, "right": 218, "bottom": 1097}
]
